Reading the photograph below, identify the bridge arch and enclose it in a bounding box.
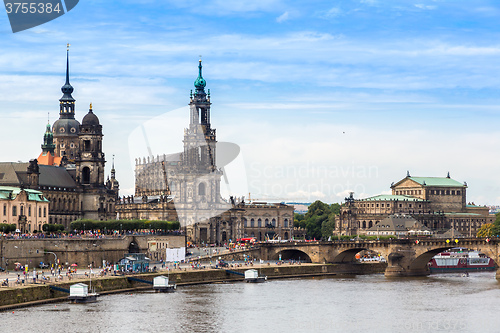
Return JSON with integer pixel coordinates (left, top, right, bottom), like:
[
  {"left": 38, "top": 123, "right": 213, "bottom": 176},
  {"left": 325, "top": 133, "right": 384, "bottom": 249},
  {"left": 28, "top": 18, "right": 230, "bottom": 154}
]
[
  {"left": 332, "top": 248, "right": 388, "bottom": 263},
  {"left": 272, "top": 249, "right": 312, "bottom": 263},
  {"left": 409, "top": 246, "right": 498, "bottom": 274}
]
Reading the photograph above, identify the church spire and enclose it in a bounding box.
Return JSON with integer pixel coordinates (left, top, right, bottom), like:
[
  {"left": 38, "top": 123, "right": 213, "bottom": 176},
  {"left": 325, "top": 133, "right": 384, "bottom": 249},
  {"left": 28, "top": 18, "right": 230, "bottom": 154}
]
[
  {"left": 59, "top": 44, "right": 76, "bottom": 117},
  {"left": 194, "top": 59, "right": 207, "bottom": 96},
  {"left": 111, "top": 154, "right": 116, "bottom": 179}
]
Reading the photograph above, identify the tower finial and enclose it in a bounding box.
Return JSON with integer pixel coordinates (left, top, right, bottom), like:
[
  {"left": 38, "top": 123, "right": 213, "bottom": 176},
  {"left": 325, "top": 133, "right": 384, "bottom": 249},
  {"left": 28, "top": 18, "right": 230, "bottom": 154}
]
[
  {"left": 111, "top": 154, "right": 116, "bottom": 179},
  {"left": 194, "top": 58, "right": 207, "bottom": 93},
  {"left": 90, "top": 103, "right": 93, "bottom": 111},
  {"left": 61, "top": 44, "right": 74, "bottom": 97},
  {"left": 65, "top": 44, "right": 70, "bottom": 85}
]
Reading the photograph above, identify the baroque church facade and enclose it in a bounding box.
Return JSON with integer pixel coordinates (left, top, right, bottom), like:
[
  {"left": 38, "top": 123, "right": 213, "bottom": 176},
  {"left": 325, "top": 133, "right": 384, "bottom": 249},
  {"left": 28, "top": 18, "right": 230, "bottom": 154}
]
[
  {"left": 0, "top": 49, "right": 119, "bottom": 229},
  {"left": 118, "top": 60, "right": 294, "bottom": 244}
]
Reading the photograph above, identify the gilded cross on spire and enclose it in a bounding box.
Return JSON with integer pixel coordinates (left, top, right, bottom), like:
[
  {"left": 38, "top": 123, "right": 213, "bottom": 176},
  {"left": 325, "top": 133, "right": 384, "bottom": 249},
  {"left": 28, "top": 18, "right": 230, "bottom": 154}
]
[{"left": 67, "top": 43, "right": 70, "bottom": 51}]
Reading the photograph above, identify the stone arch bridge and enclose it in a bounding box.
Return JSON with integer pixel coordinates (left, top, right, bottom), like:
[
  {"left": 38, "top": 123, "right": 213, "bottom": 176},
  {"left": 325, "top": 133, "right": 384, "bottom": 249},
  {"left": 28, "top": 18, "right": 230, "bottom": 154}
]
[{"left": 254, "top": 238, "right": 500, "bottom": 278}]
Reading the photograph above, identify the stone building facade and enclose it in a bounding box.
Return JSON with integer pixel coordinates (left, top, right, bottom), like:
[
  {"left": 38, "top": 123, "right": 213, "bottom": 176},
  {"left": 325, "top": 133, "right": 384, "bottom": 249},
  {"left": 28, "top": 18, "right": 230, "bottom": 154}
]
[
  {"left": 0, "top": 186, "right": 49, "bottom": 233},
  {"left": 118, "top": 60, "right": 293, "bottom": 244},
  {"left": 337, "top": 173, "right": 493, "bottom": 237},
  {"left": 242, "top": 203, "right": 294, "bottom": 241},
  {"left": 0, "top": 49, "right": 119, "bottom": 229}
]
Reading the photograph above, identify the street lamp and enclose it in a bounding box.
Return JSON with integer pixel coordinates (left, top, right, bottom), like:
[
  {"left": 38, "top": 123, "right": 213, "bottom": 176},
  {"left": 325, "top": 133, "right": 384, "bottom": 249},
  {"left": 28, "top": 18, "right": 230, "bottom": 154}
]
[{"left": 377, "top": 223, "right": 380, "bottom": 241}]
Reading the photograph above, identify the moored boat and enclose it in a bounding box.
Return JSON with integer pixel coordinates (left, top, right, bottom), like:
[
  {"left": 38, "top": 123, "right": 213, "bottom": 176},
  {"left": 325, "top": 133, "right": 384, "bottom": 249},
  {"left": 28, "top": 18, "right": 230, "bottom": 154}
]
[
  {"left": 428, "top": 248, "right": 495, "bottom": 273},
  {"left": 68, "top": 283, "right": 99, "bottom": 303},
  {"left": 153, "top": 275, "right": 176, "bottom": 292},
  {"left": 244, "top": 269, "right": 267, "bottom": 283}
]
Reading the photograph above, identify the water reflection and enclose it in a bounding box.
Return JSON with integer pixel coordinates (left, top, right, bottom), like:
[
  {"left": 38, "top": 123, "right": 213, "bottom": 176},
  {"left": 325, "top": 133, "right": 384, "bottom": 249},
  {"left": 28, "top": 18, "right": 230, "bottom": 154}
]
[{"left": 1, "top": 273, "right": 500, "bottom": 333}]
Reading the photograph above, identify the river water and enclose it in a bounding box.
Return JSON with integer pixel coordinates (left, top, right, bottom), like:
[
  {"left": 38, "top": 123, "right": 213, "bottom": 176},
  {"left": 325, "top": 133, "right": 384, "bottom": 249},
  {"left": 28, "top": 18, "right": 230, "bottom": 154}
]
[{"left": 2, "top": 272, "right": 500, "bottom": 333}]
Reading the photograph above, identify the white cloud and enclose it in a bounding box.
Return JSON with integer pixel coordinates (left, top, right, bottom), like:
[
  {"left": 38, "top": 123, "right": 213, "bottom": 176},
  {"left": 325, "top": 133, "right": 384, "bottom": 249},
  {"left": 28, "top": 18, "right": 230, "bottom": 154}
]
[
  {"left": 323, "top": 7, "right": 342, "bottom": 18},
  {"left": 414, "top": 4, "right": 437, "bottom": 10},
  {"left": 276, "top": 11, "right": 289, "bottom": 23}
]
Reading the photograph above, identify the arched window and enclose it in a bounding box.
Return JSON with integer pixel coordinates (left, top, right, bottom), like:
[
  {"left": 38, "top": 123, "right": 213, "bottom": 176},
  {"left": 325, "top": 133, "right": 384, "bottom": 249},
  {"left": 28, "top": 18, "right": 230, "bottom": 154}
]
[
  {"left": 43, "top": 207, "right": 46, "bottom": 217},
  {"left": 250, "top": 218, "right": 255, "bottom": 228},
  {"left": 258, "top": 218, "right": 262, "bottom": 227},
  {"left": 272, "top": 218, "right": 276, "bottom": 227},
  {"left": 198, "top": 183, "right": 206, "bottom": 196},
  {"left": 284, "top": 218, "right": 289, "bottom": 228},
  {"left": 362, "top": 221, "right": 366, "bottom": 228},
  {"left": 243, "top": 218, "right": 247, "bottom": 227},
  {"left": 82, "top": 167, "right": 91, "bottom": 184}
]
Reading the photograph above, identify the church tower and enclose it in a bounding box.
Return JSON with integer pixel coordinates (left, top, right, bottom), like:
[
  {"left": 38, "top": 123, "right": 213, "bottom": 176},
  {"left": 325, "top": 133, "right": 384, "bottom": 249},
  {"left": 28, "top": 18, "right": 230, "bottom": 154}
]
[
  {"left": 182, "top": 59, "right": 217, "bottom": 172},
  {"left": 106, "top": 155, "right": 120, "bottom": 200},
  {"left": 175, "top": 59, "right": 222, "bottom": 208},
  {"left": 75, "top": 103, "right": 105, "bottom": 186},
  {"left": 52, "top": 45, "right": 80, "bottom": 161}
]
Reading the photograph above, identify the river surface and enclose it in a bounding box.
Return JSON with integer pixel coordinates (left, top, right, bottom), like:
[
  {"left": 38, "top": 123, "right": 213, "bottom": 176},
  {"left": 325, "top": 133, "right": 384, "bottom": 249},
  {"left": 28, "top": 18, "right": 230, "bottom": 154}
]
[{"left": 2, "top": 272, "right": 500, "bottom": 333}]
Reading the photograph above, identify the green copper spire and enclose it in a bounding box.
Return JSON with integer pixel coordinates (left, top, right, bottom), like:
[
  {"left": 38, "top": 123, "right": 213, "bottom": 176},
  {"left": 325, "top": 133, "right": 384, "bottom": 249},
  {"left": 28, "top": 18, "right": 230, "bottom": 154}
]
[
  {"left": 41, "top": 122, "right": 55, "bottom": 154},
  {"left": 194, "top": 59, "right": 207, "bottom": 94}
]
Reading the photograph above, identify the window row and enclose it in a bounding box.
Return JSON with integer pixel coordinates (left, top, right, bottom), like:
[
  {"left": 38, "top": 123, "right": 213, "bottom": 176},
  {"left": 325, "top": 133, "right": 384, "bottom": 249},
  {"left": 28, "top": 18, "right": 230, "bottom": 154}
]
[
  {"left": 243, "top": 218, "right": 290, "bottom": 228},
  {"left": 3, "top": 204, "right": 46, "bottom": 217},
  {"left": 430, "top": 189, "right": 461, "bottom": 195},
  {"left": 395, "top": 190, "right": 422, "bottom": 196}
]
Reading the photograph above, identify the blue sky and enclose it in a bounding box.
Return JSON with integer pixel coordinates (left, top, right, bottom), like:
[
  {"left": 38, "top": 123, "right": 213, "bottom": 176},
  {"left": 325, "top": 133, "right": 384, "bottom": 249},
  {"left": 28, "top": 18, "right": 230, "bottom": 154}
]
[{"left": 2, "top": 0, "right": 500, "bottom": 205}]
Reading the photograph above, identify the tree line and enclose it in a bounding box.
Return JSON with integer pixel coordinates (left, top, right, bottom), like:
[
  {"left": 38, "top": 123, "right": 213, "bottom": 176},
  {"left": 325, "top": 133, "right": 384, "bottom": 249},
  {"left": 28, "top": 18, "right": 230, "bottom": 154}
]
[
  {"left": 477, "top": 213, "right": 500, "bottom": 237},
  {"left": 294, "top": 200, "right": 340, "bottom": 240},
  {"left": 70, "top": 219, "right": 181, "bottom": 232}
]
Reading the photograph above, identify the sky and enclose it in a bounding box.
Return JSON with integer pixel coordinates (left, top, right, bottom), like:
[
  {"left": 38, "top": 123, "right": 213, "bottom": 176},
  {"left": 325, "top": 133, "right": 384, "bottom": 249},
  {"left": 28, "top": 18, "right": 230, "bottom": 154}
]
[{"left": 2, "top": 0, "right": 500, "bottom": 205}]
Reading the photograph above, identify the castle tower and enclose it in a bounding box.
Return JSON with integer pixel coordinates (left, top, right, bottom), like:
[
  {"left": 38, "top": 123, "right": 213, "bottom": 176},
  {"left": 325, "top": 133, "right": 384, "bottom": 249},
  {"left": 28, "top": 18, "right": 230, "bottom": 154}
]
[
  {"left": 75, "top": 103, "right": 105, "bottom": 186},
  {"left": 52, "top": 45, "right": 80, "bottom": 161},
  {"left": 38, "top": 122, "right": 62, "bottom": 166}
]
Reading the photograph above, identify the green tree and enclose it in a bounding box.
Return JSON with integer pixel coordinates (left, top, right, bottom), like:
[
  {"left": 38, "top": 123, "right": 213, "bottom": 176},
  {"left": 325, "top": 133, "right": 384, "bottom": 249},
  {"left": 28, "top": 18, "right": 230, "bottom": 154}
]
[
  {"left": 42, "top": 224, "right": 65, "bottom": 232},
  {"left": 330, "top": 203, "right": 341, "bottom": 216},
  {"left": 299, "top": 200, "right": 341, "bottom": 240},
  {"left": 294, "top": 213, "right": 305, "bottom": 228},
  {"left": 491, "top": 213, "right": 500, "bottom": 236},
  {"left": 70, "top": 219, "right": 180, "bottom": 232},
  {"left": 321, "top": 217, "right": 336, "bottom": 240},
  {"left": 477, "top": 223, "right": 494, "bottom": 237}
]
